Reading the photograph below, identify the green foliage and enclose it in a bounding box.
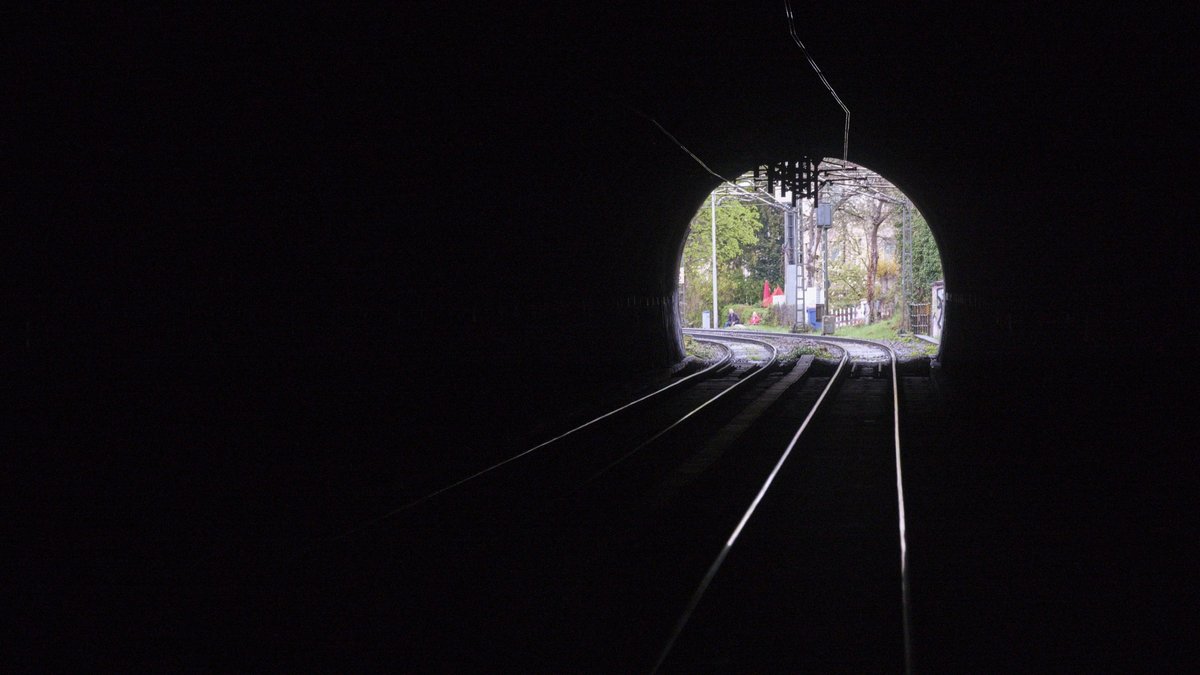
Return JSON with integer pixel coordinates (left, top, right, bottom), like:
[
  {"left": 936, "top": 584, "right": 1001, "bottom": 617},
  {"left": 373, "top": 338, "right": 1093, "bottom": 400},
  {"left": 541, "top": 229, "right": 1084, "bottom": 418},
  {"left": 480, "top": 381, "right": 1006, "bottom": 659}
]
[
  {"left": 835, "top": 313, "right": 903, "bottom": 339},
  {"left": 914, "top": 339, "right": 940, "bottom": 356},
  {"left": 827, "top": 258, "right": 866, "bottom": 308},
  {"left": 785, "top": 344, "right": 834, "bottom": 360},
  {"left": 722, "top": 204, "right": 785, "bottom": 307},
  {"left": 911, "top": 211, "right": 943, "bottom": 293},
  {"left": 679, "top": 195, "right": 768, "bottom": 326},
  {"left": 682, "top": 196, "right": 759, "bottom": 267},
  {"left": 682, "top": 334, "right": 717, "bottom": 359},
  {"left": 876, "top": 258, "right": 899, "bottom": 279},
  {"left": 676, "top": 184, "right": 944, "bottom": 331},
  {"left": 742, "top": 203, "right": 784, "bottom": 292},
  {"left": 725, "top": 303, "right": 776, "bottom": 326},
  {"left": 766, "top": 303, "right": 784, "bottom": 326},
  {"left": 727, "top": 275, "right": 765, "bottom": 306}
]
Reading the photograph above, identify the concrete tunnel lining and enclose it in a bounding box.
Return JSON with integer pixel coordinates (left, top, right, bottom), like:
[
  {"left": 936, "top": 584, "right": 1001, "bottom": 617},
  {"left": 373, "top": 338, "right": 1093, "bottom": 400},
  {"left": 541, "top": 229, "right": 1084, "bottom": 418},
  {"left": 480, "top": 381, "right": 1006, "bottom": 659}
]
[{"left": 12, "top": 3, "right": 1194, "bottom": 669}]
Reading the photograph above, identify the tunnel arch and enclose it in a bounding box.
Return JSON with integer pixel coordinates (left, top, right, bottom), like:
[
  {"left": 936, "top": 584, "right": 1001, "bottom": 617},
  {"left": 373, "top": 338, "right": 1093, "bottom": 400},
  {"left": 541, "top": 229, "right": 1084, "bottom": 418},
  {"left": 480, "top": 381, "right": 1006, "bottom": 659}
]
[
  {"left": 17, "top": 5, "right": 1191, "bottom": 670},
  {"left": 668, "top": 156, "right": 947, "bottom": 354}
]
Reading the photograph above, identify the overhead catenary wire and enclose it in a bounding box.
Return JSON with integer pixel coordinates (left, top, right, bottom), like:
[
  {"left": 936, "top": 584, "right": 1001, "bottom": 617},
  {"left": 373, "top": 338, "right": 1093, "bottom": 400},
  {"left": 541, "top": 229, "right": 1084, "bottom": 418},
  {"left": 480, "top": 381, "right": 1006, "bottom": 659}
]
[
  {"left": 785, "top": 0, "right": 850, "bottom": 161},
  {"left": 640, "top": 115, "right": 795, "bottom": 213},
  {"left": 625, "top": 5, "right": 851, "bottom": 203}
]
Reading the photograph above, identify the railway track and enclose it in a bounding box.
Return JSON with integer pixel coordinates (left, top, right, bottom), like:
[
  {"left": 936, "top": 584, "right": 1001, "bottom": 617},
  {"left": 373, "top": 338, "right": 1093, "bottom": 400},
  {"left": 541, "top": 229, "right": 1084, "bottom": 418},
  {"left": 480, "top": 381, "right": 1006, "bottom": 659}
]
[
  {"left": 373, "top": 332, "right": 785, "bottom": 536},
  {"left": 661, "top": 330, "right": 912, "bottom": 673},
  {"left": 202, "top": 330, "right": 916, "bottom": 672}
]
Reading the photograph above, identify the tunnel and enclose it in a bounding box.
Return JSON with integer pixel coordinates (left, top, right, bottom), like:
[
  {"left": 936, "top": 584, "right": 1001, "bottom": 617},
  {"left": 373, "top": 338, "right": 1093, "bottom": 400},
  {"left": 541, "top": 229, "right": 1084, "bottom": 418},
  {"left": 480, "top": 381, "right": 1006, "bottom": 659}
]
[{"left": 15, "top": 3, "right": 1192, "bottom": 670}]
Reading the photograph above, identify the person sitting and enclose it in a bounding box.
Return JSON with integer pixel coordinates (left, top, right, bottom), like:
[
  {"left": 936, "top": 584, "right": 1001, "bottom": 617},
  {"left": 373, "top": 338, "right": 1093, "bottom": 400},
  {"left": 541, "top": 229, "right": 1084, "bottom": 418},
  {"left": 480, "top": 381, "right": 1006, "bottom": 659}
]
[{"left": 749, "top": 311, "right": 761, "bottom": 325}]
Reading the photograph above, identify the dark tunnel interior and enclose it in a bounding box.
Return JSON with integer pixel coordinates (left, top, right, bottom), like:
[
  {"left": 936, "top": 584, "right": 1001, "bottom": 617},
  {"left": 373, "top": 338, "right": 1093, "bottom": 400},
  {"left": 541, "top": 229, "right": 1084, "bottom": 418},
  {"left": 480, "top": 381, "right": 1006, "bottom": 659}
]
[{"left": 13, "top": 3, "right": 1195, "bottom": 670}]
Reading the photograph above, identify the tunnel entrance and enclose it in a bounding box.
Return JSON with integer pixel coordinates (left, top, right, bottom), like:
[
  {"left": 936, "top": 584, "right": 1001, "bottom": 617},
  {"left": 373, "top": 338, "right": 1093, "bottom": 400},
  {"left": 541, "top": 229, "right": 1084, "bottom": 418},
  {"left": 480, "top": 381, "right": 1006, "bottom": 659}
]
[{"left": 677, "top": 160, "right": 943, "bottom": 349}]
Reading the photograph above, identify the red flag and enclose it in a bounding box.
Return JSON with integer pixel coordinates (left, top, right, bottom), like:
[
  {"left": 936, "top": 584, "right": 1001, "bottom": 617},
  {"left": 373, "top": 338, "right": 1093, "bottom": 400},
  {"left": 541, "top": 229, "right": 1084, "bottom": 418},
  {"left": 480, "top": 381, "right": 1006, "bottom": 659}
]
[{"left": 762, "top": 280, "right": 772, "bottom": 307}]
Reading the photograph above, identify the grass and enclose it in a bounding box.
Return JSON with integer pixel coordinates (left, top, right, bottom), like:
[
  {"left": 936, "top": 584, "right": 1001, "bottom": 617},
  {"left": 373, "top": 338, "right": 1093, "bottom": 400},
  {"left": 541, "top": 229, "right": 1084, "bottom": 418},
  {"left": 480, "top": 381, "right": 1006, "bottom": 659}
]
[
  {"left": 824, "top": 314, "right": 942, "bottom": 358},
  {"left": 737, "top": 324, "right": 791, "bottom": 333},
  {"left": 785, "top": 344, "right": 835, "bottom": 360},
  {"left": 911, "top": 339, "right": 940, "bottom": 357},
  {"left": 682, "top": 335, "right": 717, "bottom": 360},
  {"left": 831, "top": 314, "right": 903, "bottom": 340}
]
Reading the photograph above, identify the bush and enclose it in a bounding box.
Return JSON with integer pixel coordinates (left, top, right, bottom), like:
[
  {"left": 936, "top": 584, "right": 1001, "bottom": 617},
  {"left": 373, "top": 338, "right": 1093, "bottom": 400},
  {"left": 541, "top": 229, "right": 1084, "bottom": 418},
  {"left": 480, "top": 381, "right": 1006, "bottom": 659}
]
[
  {"left": 767, "top": 304, "right": 783, "bottom": 325},
  {"left": 725, "top": 302, "right": 780, "bottom": 326},
  {"left": 682, "top": 334, "right": 717, "bottom": 359}
]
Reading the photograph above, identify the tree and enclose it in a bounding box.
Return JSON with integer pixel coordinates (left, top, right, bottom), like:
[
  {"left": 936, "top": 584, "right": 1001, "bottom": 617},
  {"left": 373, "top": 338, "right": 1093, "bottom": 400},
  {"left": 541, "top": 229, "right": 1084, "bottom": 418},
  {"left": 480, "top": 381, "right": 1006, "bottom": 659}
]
[
  {"left": 741, "top": 203, "right": 785, "bottom": 292},
  {"left": 677, "top": 170, "right": 942, "bottom": 330},
  {"left": 678, "top": 195, "right": 760, "bottom": 325},
  {"left": 846, "top": 196, "right": 895, "bottom": 323},
  {"left": 800, "top": 192, "right": 852, "bottom": 303},
  {"left": 910, "top": 211, "right": 943, "bottom": 292},
  {"left": 827, "top": 257, "right": 866, "bottom": 307}
]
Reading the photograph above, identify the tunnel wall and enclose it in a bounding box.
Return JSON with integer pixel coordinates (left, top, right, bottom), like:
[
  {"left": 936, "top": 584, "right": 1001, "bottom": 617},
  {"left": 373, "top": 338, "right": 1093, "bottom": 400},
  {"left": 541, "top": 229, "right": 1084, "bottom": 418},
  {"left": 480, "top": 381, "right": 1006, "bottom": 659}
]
[
  {"left": 16, "top": 4, "right": 1190, "bottom": 394},
  {"left": 13, "top": 7, "right": 1194, "bottom": 668},
  {"left": 380, "top": 3, "right": 1186, "bottom": 377}
]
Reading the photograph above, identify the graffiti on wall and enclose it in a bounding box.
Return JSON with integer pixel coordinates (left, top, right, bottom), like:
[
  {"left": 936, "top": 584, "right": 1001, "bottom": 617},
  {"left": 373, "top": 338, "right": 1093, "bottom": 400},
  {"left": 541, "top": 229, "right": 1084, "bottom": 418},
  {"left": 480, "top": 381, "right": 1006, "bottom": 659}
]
[{"left": 931, "top": 281, "right": 946, "bottom": 340}]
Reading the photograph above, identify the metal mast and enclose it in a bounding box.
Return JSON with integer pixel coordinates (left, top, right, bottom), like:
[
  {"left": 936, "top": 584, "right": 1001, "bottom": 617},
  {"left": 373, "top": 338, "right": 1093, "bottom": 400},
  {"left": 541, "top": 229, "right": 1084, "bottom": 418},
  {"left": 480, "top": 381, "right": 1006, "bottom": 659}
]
[{"left": 901, "top": 199, "right": 913, "bottom": 332}]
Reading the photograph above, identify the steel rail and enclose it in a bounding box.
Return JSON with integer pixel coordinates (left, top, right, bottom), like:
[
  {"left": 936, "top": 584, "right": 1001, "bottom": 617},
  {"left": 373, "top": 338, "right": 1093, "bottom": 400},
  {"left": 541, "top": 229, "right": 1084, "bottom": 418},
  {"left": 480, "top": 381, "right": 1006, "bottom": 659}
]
[
  {"left": 279, "top": 339, "right": 747, "bottom": 565},
  {"left": 263, "top": 339, "right": 737, "bottom": 573},
  {"left": 372, "top": 339, "right": 737, "bottom": 521},
  {"left": 306, "top": 339, "right": 739, "bottom": 555},
  {"left": 655, "top": 331, "right": 913, "bottom": 675},
  {"left": 796, "top": 334, "right": 913, "bottom": 675},
  {"left": 574, "top": 333, "right": 781, "bottom": 489},
  {"left": 651, "top": 336, "right": 850, "bottom": 673}
]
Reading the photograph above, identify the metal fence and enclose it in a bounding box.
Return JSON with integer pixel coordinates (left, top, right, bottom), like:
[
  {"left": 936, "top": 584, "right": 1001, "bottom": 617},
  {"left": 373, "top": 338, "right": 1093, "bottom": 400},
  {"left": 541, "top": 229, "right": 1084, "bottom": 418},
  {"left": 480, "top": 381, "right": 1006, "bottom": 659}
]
[
  {"left": 827, "top": 303, "right": 893, "bottom": 328},
  {"left": 909, "top": 303, "right": 931, "bottom": 334}
]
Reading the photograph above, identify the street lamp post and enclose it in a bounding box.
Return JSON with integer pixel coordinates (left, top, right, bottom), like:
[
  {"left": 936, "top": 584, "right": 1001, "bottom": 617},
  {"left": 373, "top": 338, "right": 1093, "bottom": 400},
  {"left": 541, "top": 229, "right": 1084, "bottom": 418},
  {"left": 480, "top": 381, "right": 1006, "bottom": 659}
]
[
  {"left": 710, "top": 195, "right": 719, "bottom": 328},
  {"left": 706, "top": 185, "right": 794, "bottom": 329}
]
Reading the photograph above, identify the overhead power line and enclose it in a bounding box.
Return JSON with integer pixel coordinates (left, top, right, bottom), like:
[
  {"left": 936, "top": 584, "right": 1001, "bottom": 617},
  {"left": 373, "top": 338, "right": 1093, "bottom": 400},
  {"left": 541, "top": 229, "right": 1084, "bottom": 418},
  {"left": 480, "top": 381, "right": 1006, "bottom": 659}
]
[
  {"left": 784, "top": 0, "right": 850, "bottom": 161},
  {"left": 640, "top": 114, "right": 795, "bottom": 212}
]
